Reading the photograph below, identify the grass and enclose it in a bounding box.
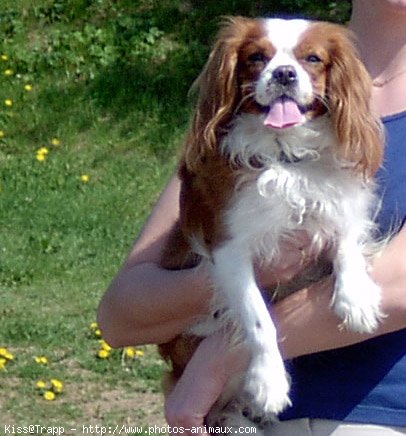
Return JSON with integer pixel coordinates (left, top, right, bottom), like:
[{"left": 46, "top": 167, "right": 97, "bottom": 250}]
[
  {"left": 0, "top": 96, "right": 173, "bottom": 429},
  {"left": 0, "top": 1, "right": 189, "bottom": 429},
  {"left": 0, "top": 97, "right": 171, "bottom": 427}
]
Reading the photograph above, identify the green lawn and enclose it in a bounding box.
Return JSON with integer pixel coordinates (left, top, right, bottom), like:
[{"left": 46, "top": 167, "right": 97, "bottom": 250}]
[{"left": 0, "top": 1, "right": 186, "bottom": 429}]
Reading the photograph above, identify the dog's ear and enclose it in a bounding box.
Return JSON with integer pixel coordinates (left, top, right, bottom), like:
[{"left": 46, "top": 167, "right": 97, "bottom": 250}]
[
  {"left": 327, "top": 25, "right": 384, "bottom": 178},
  {"left": 184, "top": 17, "right": 248, "bottom": 170}
]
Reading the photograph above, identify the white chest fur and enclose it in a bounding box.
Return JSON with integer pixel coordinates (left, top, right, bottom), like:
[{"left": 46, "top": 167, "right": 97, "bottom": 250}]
[
  {"left": 221, "top": 113, "right": 376, "bottom": 261},
  {"left": 227, "top": 158, "right": 375, "bottom": 263}
]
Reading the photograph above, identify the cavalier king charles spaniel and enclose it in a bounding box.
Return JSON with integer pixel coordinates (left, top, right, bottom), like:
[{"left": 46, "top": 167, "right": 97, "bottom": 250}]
[{"left": 159, "top": 17, "right": 384, "bottom": 432}]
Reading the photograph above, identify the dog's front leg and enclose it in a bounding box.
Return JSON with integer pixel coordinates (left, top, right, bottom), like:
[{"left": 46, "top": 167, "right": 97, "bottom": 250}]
[
  {"left": 210, "top": 243, "right": 290, "bottom": 421},
  {"left": 332, "top": 232, "right": 384, "bottom": 334}
]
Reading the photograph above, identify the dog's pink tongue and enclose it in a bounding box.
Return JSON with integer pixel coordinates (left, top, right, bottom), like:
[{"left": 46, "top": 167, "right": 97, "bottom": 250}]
[{"left": 264, "top": 98, "right": 303, "bottom": 129}]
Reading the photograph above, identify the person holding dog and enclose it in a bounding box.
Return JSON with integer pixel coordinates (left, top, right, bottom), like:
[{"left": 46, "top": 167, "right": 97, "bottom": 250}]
[{"left": 97, "top": 0, "right": 406, "bottom": 434}]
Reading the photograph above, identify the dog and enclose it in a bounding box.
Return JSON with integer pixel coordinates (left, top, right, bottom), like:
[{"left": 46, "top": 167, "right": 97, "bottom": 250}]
[{"left": 158, "top": 16, "right": 384, "bottom": 432}]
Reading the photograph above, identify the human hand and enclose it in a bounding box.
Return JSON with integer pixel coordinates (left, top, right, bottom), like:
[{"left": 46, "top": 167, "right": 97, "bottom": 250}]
[
  {"left": 255, "top": 230, "right": 319, "bottom": 289},
  {"left": 194, "top": 231, "right": 318, "bottom": 292},
  {"left": 164, "top": 331, "right": 249, "bottom": 435}
]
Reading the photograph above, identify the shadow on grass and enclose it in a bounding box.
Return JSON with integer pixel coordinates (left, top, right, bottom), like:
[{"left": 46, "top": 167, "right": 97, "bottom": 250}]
[{"left": 19, "top": 0, "right": 350, "bottom": 158}]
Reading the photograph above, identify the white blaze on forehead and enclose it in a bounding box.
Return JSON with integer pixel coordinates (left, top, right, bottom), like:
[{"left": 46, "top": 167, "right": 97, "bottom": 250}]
[{"left": 264, "top": 18, "right": 310, "bottom": 52}]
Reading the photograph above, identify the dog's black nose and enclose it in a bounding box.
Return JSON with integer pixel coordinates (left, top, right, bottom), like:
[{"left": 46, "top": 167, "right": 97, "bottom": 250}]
[{"left": 272, "top": 65, "right": 298, "bottom": 86}]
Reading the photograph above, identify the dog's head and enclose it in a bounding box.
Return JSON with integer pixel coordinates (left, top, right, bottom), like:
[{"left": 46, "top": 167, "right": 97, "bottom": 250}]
[{"left": 187, "top": 17, "right": 383, "bottom": 177}]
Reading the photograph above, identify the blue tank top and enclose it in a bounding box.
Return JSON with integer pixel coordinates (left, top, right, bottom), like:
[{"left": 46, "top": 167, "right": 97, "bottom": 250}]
[{"left": 280, "top": 111, "right": 406, "bottom": 425}]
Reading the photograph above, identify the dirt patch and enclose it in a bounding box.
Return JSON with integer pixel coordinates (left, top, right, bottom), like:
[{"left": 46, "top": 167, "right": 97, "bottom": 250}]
[{"left": 80, "top": 388, "right": 166, "bottom": 426}]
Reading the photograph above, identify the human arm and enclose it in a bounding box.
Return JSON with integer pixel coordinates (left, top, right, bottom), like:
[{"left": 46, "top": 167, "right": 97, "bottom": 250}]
[
  {"left": 97, "top": 174, "right": 212, "bottom": 347},
  {"left": 275, "top": 224, "right": 406, "bottom": 358}
]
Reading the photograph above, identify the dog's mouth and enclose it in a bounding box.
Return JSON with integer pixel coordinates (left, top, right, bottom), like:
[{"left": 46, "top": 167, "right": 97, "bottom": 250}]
[{"left": 262, "top": 95, "right": 307, "bottom": 130}]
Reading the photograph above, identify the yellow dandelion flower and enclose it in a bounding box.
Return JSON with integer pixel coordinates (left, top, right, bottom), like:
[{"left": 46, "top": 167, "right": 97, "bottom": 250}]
[
  {"left": 34, "top": 356, "right": 48, "bottom": 365},
  {"left": 0, "top": 348, "right": 13, "bottom": 360},
  {"left": 99, "top": 339, "right": 112, "bottom": 352},
  {"left": 124, "top": 347, "right": 144, "bottom": 359},
  {"left": 80, "top": 174, "right": 90, "bottom": 183},
  {"left": 50, "top": 379, "right": 64, "bottom": 393},
  {"left": 53, "top": 385, "right": 63, "bottom": 394},
  {"left": 4, "top": 99, "right": 12, "bottom": 107},
  {"left": 24, "top": 84, "right": 33, "bottom": 92},
  {"left": 4, "top": 69, "right": 13, "bottom": 76},
  {"left": 0, "top": 358, "right": 7, "bottom": 370},
  {"left": 43, "top": 390, "right": 56, "bottom": 401},
  {"left": 97, "top": 349, "right": 110, "bottom": 359},
  {"left": 4, "top": 351, "right": 14, "bottom": 361},
  {"left": 36, "top": 380, "right": 47, "bottom": 389},
  {"left": 37, "top": 147, "right": 49, "bottom": 155},
  {"left": 51, "top": 138, "right": 61, "bottom": 146},
  {"left": 36, "top": 154, "right": 46, "bottom": 162},
  {"left": 1, "top": 54, "right": 9, "bottom": 61},
  {"left": 36, "top": 147, "right": 49, "bottom": 162},
  {"left": 94, "top": 328, "right": 102, "bottom": 338},
  {"left": 124, "top": 347, "right": 136, "bottom": 358}
]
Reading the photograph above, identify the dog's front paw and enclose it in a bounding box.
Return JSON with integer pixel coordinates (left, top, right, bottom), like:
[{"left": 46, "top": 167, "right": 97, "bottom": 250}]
[
  {"left": 333, "top": 272, "right": 384, "bottom": 334},
  {"left": 240, "top": 353, "right": 291, "bottom": 422}
]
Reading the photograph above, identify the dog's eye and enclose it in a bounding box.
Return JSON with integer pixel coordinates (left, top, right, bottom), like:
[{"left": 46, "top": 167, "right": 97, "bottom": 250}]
[
  {"left": 306, "top": 54, "right": 323, "bottom": 63},
  {"left": 248, "top": 52, "right": 267, "bottom": 63}
]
